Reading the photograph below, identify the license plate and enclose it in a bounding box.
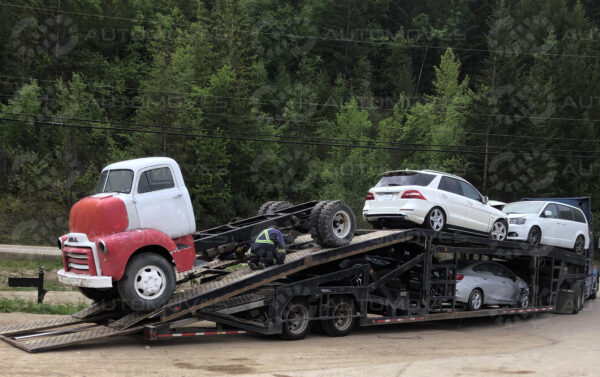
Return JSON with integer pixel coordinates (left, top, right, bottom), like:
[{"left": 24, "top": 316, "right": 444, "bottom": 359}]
[{"left": 382, "top": 194, "right": 393, "bottom": 201}]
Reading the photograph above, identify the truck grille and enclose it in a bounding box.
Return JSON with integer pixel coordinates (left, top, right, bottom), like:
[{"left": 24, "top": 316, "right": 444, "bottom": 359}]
[{"left": 63, "top": 246, "right": 97, "bottom": 276}]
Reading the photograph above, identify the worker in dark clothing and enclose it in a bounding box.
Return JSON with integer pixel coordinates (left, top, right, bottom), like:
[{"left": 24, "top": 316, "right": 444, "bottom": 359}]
[{"left": 248, "top": 227, "right": 286, "bottom": 270}]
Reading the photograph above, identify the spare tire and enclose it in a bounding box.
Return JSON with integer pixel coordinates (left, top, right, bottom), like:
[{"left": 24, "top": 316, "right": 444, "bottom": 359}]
[
  {"left": 314, "top": 201, "right": 356, "bottom": 247},
  {"left": 257, "top": 201, "right": 277, "bottom": 216}
]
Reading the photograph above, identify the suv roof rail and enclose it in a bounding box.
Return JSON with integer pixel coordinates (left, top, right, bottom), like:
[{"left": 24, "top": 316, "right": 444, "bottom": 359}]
[{"left": 421, "top": 169, "right": 464, "bottom": 180}]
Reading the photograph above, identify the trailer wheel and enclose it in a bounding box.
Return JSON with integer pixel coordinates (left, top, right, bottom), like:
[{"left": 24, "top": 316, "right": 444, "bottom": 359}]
[
  {"left": 573, "top": 236, "right": 585, "bottom": 256},
  {"left": 257, "top": 201, "right": 277, "bottom": 215},
  {"left": 468, "top": 289, "right": 483, "bottom": 311},
  {"left": 314, "top": 201, "right": 356, "bottom": 247},
  {"left": 280, "top": 299, "right": 312, "bottom": 340},
  {"left": 78, "top": 287, "right": 118, "bottom": 302},
  {"left": 267, "top": 201, "right": 293, "bottom": 214},
  {"left": 117, "top": 253, "right": 176, "bottom": 312},
  {"left": 321, "top": 297, "right": 356, "bottom": 337}
]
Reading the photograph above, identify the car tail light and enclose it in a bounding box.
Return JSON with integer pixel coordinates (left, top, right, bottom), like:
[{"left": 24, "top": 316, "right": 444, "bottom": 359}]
[
  {"left": 456, "top": 273, "right": 464, "bottom": 281},
  {"left": 401, "top": 190, "right": 426, "bottom": 200},
  {"left": 366, "top": 192, "right": 375, "bottom": 200}
]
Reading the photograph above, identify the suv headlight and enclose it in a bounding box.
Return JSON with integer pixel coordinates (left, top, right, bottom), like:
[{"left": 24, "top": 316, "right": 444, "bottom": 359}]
[{"left": 509, "top": 218, "right": 527, "bottom": 225}]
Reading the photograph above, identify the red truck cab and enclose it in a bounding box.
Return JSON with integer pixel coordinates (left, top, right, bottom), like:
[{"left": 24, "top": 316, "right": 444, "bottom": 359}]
[{"left": 57, "top": 157, "right": 197, "bottom": 310}]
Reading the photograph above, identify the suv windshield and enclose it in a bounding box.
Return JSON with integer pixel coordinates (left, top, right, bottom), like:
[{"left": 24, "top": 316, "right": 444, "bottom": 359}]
[
  {"left": 503, "top": 201, "right": 545, "bottom": 215},
  {"left": 95, "top": 169, "right": 134, "bottom": 194},
  {"left": 375, "top": 172, "right": 435, "bottom": 187}
]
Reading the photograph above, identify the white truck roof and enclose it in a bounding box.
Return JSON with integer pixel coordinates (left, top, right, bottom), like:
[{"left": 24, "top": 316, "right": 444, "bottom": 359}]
[{"left": 103, "top": 157, "right": 178, "bottom": 172}]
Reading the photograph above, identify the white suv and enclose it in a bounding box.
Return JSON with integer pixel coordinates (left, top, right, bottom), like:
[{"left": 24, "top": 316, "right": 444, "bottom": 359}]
[
  {"left": 503, "top": 201, "right": 590, "bottom": 254},
  {"left": 362, "top": 170, "right": 508, "bottom": 240}
]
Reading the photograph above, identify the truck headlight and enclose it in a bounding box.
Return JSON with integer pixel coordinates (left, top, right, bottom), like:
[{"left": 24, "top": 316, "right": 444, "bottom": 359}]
[
  {"left": 509, "top": 218, "right": 527, "bottom": 225},
  {"left": 98, "top": 241, "right": 107, "bottom": 254}
]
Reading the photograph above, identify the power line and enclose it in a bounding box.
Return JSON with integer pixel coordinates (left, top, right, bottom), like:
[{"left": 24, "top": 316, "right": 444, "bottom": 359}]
[
  {"left": 1, "top": 116, "right": 599, "bottom": 158},
  {"left": 3, "top": 2, "right": 600, "bottom": 60}
]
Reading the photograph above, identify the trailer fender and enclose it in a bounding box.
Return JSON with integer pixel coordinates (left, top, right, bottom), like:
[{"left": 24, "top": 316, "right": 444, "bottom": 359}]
[{"left": 96, "top": 229, "right": 194, "bottom": 281}]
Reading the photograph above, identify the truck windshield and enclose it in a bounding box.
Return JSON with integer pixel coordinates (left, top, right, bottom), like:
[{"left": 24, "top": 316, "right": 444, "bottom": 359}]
[
  {"left": 95, "top": 169, "right": 134, "bottom": 194},
  {"left": 375, "top": 172, "right": 435, "bottom": 187},
  {"left": 502, "top": 201, "right": 545, "bottom": 215}
]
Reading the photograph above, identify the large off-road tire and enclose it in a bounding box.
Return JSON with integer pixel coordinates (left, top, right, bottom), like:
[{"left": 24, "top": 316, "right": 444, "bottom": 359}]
[
  {"left": 257, "top": 201, "right": 277, "bottom": 215},
  {"left": 117, "top": 253, "right": 176, "bottom": 312},
  {"left": 280, "top": 299, "right": 312, "bottom": 340},
  {"left": 267, "top": 201, "right": 293, "bottom": 214},
  {"left": 527, "top": 226, "right": 541, "bottom": 245},
  {"left": 313, "top": 201, "right": 356, "bottom": 247},
  {"left": 78, "top": 287, "right": 118, "bottom": 302},
  {"left": 320, "top": 296, "right": 356, "bottom": 337},
  {"left": 424, "top": 207, "right": 446, "bottom": 232},
  {"left": 468, "top": 289, "right": 483, "bottom": 311},
  {"left": 574, "top": 235, "right": 585, "bottom": 256},
  {"left": 489, "top": 220, "right": 508, "bottom": 241},
  {"left": 309, "top": 201, "right": 330, "bottom": 245}
]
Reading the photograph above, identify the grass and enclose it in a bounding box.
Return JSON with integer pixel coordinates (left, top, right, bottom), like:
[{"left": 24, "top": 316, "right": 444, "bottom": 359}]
[
  {"left": 0, "top": 257, "right": 63, "bottom": 273},
  {"left": 0, "top": 297, "right": 87, "bottom": 315}
]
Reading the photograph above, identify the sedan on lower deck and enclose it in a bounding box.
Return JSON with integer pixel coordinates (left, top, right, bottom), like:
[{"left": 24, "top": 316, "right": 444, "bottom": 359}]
[{"left": 455, "top": 261, "right": 529, "bottom": 310}]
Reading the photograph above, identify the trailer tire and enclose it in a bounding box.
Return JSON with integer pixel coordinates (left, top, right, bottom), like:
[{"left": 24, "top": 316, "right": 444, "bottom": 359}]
[
  {"left": 280, "top": 299, "right": 312, "bottom": 340},
  {"left": 309, "top": 201, "right": 330, "bottom": 245},
  {"left": 117, "top": 253, "right": 176, "bottom": 312},
  {"left": 468, "top": 289, "right": 483, "bottom": 311},
  {"left": 321, "top": 297, "right": 356, "bottom": 337},
  {"left": 315, "top": 201, "right": 356, "bottom": 247},
  {"left": 257, "top": 201, "right": 277, "bottom": 215},
  {"left": 571, "top": 281, "right": 584, "bottom": 314},
  {"left": 78, "top": 287, "right": 118, "bottom": 302}
]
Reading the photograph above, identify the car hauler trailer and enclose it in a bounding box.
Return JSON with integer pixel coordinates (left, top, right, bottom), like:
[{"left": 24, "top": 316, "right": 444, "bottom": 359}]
[{"left": 0, "top": 226, "right": 589, "bottom": 353}]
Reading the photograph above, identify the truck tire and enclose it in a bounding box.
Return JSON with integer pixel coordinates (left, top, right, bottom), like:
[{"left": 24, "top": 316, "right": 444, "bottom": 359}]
[
  {"left": 309, "top": 201, "right": 330, "bottom": 245},
  {"left": 320, "top": 296, "right": 356, "bottom": 337},
  {"left": 280, "top": 299, "right": 312, "bottom": 340},
  {"left": 257, "top": 201, "right": 277, "bottom": 216},
  {"left": 266, "top": 201, "right": 293, "bottom": 214},
  {"left": 117, "top": 253, "right": 176, "bottom": 312},
  {"left": 590, "top": 276, "right": 598, "bottom": 300},
  {"left": 78, "top": 287, "right": 118, "bottom": 302},
  {"left": 314, "top": 201, "right": 356, "bottom": 248},
  {"left": 571, "top": 281, "right": 585, "bottom": 314}
]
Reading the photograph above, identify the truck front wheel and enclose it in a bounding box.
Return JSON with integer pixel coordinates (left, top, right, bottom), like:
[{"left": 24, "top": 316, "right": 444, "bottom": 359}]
[{"left": 117, "top": 253, "right": 176, "bottom": 312}]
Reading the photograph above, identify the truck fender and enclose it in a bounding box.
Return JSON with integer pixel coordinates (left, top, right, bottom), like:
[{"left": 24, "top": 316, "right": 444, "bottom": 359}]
[{"left": 97, "top": 229, "right": 195, "bottom": 281}]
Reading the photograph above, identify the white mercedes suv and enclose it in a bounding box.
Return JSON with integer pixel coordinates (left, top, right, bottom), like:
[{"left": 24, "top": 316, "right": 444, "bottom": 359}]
[{"left": 362, "top": 170, "right": 508, "bottom": 240}]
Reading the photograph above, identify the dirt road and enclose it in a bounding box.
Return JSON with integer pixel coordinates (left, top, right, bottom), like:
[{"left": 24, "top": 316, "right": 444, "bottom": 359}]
[{"left": 1, "top": 300, "right": 599, "bottom": 377}]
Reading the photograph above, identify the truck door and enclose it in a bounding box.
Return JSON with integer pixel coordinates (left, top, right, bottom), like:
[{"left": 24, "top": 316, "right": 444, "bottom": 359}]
[
  {"left": 133, "top": 166, "right": 191, "bottom": 238},
  {"left": 437, "top": 177, "right": 467, "bottom": 229}
]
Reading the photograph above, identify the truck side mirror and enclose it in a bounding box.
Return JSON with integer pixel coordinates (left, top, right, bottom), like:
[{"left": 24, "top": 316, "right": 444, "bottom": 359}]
[
  {"left": 482, "top": 196, "right": 489, "bottom": 204},
  {"left": 544, "top": 210, "right": 552, "bottom": 217}
]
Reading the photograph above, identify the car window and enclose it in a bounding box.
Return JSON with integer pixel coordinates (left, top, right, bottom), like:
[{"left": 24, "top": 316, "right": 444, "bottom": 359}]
[
  {"left": 543, "top": 204, "right": 558, "bottom": 219},
  {"left": 375, "top": 172, "right": 435, "bottom": 187},
  {"left": 573, "top": 208, "right": 586, "bottom": 223},
  {"left": 459, "top": 181, "right": 481, "bottom": 201},
  {"left": 496, "top": 264, "right": 517, "bottom": 281},
  {"left": 558, "top": 204, "right": 574, "bottom": 221},
  {"left": 438, "top": 177, "right": 463, "bottom": 195},
  {"left": 137, "top": 167, "right": 175, "bottom": 194},
  {"left": 472, "top": 263, "right": 493, "bottom": 275}
]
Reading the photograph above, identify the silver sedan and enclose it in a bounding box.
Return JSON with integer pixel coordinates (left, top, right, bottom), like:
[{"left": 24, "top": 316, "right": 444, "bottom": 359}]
[{"left": 455, "top": 261, "right": 529, "bottom": 310}]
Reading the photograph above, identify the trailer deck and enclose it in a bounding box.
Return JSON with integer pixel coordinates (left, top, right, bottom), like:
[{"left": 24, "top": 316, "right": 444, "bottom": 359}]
[{"left": 0, "top": 228, "right": 588, "bottom": 353}]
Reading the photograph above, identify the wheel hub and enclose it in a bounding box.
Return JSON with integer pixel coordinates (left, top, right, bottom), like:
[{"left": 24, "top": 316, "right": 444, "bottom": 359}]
[
  {"left": 332, "top": 211, "right": 351, "bottom": 238},
  {"left": 134, "top": 266, "right": 165, "bottom": 298}
]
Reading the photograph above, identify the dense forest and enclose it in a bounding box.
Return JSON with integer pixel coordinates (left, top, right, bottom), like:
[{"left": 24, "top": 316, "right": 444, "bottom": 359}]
[{"left": 2, "top": 0, "right": 600, "bottom": 245}]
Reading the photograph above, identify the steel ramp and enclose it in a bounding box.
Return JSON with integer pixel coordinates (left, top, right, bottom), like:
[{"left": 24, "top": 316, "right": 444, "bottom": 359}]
[{"left": 0, "top": 322, "right": 144, "bottom": 353}]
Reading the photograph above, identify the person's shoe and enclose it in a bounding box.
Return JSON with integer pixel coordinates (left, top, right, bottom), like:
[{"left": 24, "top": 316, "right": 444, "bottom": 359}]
[
  {"left": 248, "top": 261, "right": 258, "bottom": 270},
  {"left": 257, "top": 261, "right": 266, "bottom": 270}
]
